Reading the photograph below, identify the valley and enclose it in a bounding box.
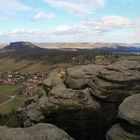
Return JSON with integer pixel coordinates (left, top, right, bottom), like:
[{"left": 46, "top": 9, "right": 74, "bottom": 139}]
[{"left": 0, "top": 42, "right": 140, "bottom": 140}]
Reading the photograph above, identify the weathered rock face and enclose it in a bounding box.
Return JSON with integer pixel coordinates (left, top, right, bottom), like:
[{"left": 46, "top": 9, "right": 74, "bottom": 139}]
[
  {"left": 107, "top": 94, "right": 140, "bottom": 140},
  {"left": 19, "top": 61, "right": 140, "bottom": 140},
  {"left": 64, "top": 64, "right": 105, "bottom": 90},
  {"left": 20, "top": 85, "right": 101, "bottom": 139},
  {"left": 39, "top": 85, "right": 100, "bottom": 111},
  {"left": 39, "top": 86, "right": 101, "bottom": 139},
  {"left": 89, "top": 60, "right": 140, "bottom": 102},
  {"left": 0, "top": 123, "right": 74, "bottom": 140},
  {"left": 19, "top": 102, "right": 45, "bottom": 127},
  {"left": 43, "top": 69, "right": 65, "bottom": 88}
]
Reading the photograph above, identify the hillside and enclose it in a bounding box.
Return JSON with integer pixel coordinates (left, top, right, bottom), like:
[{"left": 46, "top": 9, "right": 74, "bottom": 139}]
[
  {"left": 36, "top": 42, "right": 140, "bottom": 52},
  {"left": 1, "top": 42, "right": 140, "bottom": 53}
]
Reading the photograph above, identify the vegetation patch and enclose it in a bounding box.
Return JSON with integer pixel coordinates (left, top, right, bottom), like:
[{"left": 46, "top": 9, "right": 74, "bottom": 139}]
[
  {"left": 0, "top": 98, "right": 25, "bottom": 114},
  {"left": 0, "top": 85, "right": 19, "bottom": 96},
  {"left": 0, "top": 93, "right": 10, "bottom": 104}
]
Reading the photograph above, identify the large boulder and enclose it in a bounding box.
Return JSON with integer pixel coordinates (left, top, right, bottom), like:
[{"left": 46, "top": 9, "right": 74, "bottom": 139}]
[
  {"left": 39, "top": 85, "right": 101, "bottom": 139},
  {"left": 20, "top": 85, "right": 101, "bottom": 140},
  {"left": 118, "top": 94, "right": 140, "bottom": 126},
  {"left": 19, "top": 102, "right": 45, "bottom": 127},
  {"left": 89, "top": 60, "right": 140, "bottom": 102},
  {"left": 107, "top": 94, "right": 140, "bottom": 140},
  {"left": 39, "top": 85, "right": 100, "bottom": 111},
  {"left": 106, "top": 124, "right": 140, "bottom": 140},
  {"left": 64, "top": 64, "right": 105, "bottom": 90},
  {"left": 43, "top": 69, "right": 65, "bottom": 88},
  {"left": 0, "top": 123, "right": 74, "bottom": 140}
]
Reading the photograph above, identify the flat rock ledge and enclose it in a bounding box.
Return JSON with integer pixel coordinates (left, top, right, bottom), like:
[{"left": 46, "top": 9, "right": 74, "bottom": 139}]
[
  {"left": 89, "top": 60, "right": 140, "bottom": 102},
  {"left": 0, "top": 123, "right": 74, "bottom": 140}
]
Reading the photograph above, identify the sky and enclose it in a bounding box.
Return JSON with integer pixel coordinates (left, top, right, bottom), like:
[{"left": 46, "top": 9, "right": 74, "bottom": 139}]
[{"left": 0, "top": 0, "right": 140, "bottom": 43}]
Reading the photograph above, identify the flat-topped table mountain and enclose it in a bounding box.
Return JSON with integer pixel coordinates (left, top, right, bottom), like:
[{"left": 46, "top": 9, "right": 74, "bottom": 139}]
[{"left": 4, "top": 42, "right": 44, "bottom": 52}]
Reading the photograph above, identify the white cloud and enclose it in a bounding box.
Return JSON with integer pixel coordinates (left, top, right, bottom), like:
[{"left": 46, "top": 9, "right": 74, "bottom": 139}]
[
  {"left": 84, "top": 16, "right": 134, "bottom": 31},
  {"left": 0, "top": 0, "right": 30, "bottom": 14},
  {"left": 43, "top": 0, "right": 105, "bottom": 15},
  {"left": 0, "top": 16, "right": 139, "bottom": 43},
  {"left": 31, "top": 11, "right": 55, "bottom": 21}
]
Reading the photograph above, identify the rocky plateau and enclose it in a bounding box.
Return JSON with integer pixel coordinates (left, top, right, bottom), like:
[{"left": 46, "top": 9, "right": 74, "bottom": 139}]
[{"left": 0, "top": 59, "right": 140, "bottom": 140}]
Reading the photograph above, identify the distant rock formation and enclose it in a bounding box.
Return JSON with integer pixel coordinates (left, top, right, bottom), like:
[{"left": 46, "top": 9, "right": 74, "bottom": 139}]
[
  {"left": 0, "top": 123, "right": 74, "bottom": 140},
  {"left": 4, "top": 42, "right": 43, "bottom": 51},
  {"left": 94, "top": 55, "right": 112, "bottom": 65}
]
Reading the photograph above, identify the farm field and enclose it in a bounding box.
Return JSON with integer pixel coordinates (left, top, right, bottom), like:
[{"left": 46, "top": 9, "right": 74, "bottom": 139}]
[
  {"left": 0, "top": 85, "right": 19, "bottom": 96},
  {"left": 0, "top": 93, "right": 10, "bottom": 104},
  {"left": 0, "top": 85, "right": 25, "bottom": 113}
]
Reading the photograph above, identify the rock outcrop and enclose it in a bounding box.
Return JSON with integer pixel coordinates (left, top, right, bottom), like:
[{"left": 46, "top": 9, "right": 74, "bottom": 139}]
[
  {"left": 20, "top": 85, "right": 101, "bottom": 139},
  {"left": 107, "top": 94, "right": 140, "bottom": 140},
  {"left": 118, "top": 94, "right": 140, "bottom": 126},
  {"left": 94, "top": 55, "right": 112, "bottom": 65},
  {"left": 19, "top": 60, "right": 140, "bottom": 140},
  {"left": 0, "top": 123, "right": 74, "bottom": 140},
  {"left": 89, "top": 60, "right": 140, "bottom": 102},
  {"left": 64, "top": 64, "right": 105, "bottom": 90},
  {"left": 43, "top": 69, "right": 65, "bottom": 88}
]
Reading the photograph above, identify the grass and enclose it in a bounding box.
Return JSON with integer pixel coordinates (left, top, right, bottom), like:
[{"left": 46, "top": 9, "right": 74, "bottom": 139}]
[
  {"left": 0, "top": 93, "right": 10, "bottom": 104},
  {"left": 0, "top": 59, "right": 32, "bottom": 71},
  {"left": 0, "top": 98, "right": 25, "bottom": 114},
  {"left": 0, "top": 85, "right": 20, "bottom": 96},
  {"left": 21, "top": 62, "right": 49, "bottom": 74}
]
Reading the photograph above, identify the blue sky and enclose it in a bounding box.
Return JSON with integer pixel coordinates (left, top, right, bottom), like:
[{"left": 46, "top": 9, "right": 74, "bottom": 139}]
[{"left": 0, "top": 0, "right": 139, "bottom": 43}]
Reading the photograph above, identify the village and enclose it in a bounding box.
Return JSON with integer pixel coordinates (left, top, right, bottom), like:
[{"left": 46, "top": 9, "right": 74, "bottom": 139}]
[{"left": 0, "top": 71, "right": 45, "bottom": 97}]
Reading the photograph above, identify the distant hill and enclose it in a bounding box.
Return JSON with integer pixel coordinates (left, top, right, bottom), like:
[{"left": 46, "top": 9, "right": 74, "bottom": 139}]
[
  {"left": 3, "top": 42, "right": 44, "bottom": 52},
  {"left": 90, "top": 44, "right": 140, "bottom": 52},
  {"left": 0, "top": 43, "right": 6, "bottom": 49},
  {"left": 2, "top": 42, "right": 140, "bottom": 53}
]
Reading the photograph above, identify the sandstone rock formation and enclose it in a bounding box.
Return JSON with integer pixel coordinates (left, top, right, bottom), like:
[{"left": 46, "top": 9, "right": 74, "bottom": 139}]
[
  {"left": 0, "top": 123, "right": 74, "bottom": 140},
  {"left": 64, "top": 64, "right": 104, "bottom": 90},
  {"left": 89, "top": 60, "right": 140, "bottom": 102},
  {"left": 19, "top": 60, "right": 140, "bottom": 140},
  {"left": 95, "top": 55, "right": 112, "bottom": 65},
  {"left": 19, "top": 85, "right": 101, "bottom": 139},
  {"left": 19, "top": 101, "right": 45, "bottom": 127},
  {"left": 118, "top": 94, "right": 140, "bottom": 126},
  {"left": 107, "top": 94, "right": 140, "bottom": 140},
  {"left": 43, "top": 69, "right": 65, "bottom": 88}
]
